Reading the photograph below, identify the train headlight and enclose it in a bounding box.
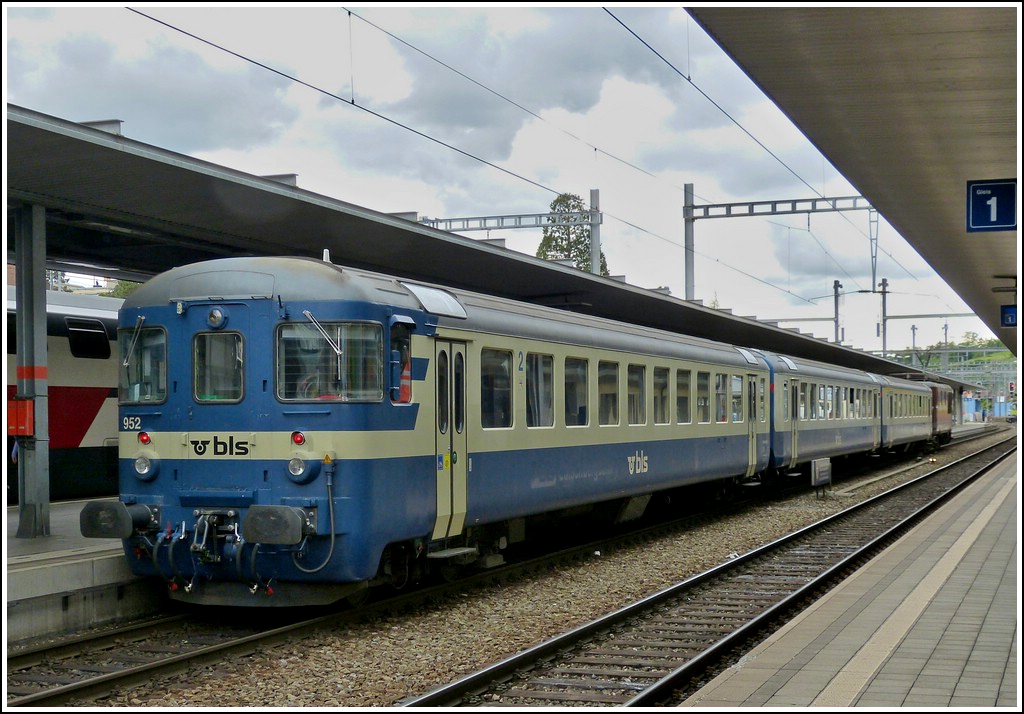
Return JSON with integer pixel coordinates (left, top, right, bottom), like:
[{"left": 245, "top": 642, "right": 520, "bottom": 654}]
[
  {"left": 207, "top": 307, "right": 229, "bottom": 329},
  {"left": 133, "top": 455, "right": 159, "bottom": 481},
  {"left": 285, "top": 455, "right": 321, "bottom": 484}
]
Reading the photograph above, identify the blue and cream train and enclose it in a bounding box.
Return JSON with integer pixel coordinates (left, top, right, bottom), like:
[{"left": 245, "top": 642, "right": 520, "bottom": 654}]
[{"left": 80, "top": 256, "right": 954, "bottom": 606}]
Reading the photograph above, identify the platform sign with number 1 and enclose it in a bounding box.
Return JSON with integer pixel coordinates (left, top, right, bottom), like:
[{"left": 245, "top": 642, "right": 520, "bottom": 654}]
[{"left": 967, "top": 179, "right": 1016, "bottom": 232}]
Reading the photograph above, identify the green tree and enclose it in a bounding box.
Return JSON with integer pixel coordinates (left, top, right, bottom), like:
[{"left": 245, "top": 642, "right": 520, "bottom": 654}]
[
  {"left": 101, "top": 280, "right": 141, "bottom": 299},
  {"left": 536, "top": 193, "right": 609, "bottom": 275}
]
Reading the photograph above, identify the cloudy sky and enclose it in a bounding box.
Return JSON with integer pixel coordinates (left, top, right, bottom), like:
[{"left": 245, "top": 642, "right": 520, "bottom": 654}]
[{"left": 4, "top": 4, "right": 998, "bottom": 354}]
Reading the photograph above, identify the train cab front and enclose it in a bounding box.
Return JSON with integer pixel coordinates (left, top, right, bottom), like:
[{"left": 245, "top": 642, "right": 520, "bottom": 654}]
[{"left": 79, "top": 290, "right": 385, "bottom": 606}]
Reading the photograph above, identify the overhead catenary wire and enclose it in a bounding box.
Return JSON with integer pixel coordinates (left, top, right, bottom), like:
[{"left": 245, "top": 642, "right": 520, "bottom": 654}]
[{"left": 128, "top": 6, "right": 915, "bottom": 308}]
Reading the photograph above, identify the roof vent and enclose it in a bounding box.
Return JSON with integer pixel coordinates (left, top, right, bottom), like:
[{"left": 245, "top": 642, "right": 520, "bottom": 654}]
[
  {"left": 262, "top": 174, "right": 298, "bottom": 186},
  {"left": 81, "top": 119, "right": 123, "bottom": 135}
]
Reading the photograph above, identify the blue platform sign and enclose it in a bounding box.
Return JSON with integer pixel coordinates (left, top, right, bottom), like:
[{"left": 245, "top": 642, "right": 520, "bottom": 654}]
[
  {"left": 1001, "top": 305, "right": 1016, "bottom": 328},
  {"left": 967, "top": 179, "right": 1016, "bottom": 232}
]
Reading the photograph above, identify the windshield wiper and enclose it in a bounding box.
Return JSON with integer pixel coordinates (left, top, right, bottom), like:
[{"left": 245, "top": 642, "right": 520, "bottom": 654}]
[
  {"left": 302, "top": 310, "right": 342, "bottom": 355},
  {"left": 122, "top": 315, "right": 146, "bottom": 367}
]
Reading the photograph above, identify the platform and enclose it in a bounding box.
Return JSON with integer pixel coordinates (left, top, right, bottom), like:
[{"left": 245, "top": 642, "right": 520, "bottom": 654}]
[
  {"left": 4, "top": 498, "right": 166, "bottom": 645},
  {"left": 681, "top": 450, "right": 1018, "bottom": 708}
]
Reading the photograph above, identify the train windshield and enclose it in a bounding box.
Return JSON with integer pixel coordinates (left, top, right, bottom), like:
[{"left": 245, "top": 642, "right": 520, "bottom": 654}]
[
  {"left": 194, "top": 332, "right": 244, "bottom": 402},
  {"left": 277, "top": 321, "right": 383, "bottom": 401},
  {"left": 118, "top": 327, "right": 168, "bottom": 403}
]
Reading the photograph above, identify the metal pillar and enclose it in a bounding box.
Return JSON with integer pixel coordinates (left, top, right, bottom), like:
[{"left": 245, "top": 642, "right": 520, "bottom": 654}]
[
  {"left": 833, "top": 280, "right": 842, "bottom": 343},
  {"left": 879, "top": 277, "right": 889, "bottom": 357},
  {"left": 14, "top": 204, "right": 51, "bottom": 537},
  {"left": 684, "top": 184, "right": 695, "bottom": 301}
]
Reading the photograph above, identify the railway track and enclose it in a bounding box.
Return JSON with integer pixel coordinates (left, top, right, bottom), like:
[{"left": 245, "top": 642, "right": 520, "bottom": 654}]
[
  {"left": 5, "top": 612, "right": 307, "bottom": 707},
  {"left": 399, "top": 436, "right": 1016, "bottom": 707},
  {"left": 6, "top": 430, "right": 1011, "bottom": 707}
]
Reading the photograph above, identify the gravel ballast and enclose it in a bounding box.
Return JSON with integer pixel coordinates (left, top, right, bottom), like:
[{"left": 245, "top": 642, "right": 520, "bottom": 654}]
[{"left": 99, "top": 429, "right": 1011, "bottom": 707}]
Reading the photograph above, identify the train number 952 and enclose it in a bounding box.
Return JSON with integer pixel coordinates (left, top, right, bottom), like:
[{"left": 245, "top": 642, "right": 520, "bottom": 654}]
[{"left": 122, "top": 416, "right": 142, "bottom": 431}]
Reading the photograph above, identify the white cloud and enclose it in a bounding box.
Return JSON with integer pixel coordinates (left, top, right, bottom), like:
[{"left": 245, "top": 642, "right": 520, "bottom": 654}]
[{"left": 4, "top": 4, "right": 997, "bottom": 354}]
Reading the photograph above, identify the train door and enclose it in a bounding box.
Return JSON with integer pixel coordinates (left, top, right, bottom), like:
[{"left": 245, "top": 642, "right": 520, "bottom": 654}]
[
  {"left": 745, "top": 374, "right": 758, "bottom": 477},
  {"left": 184, "top": 304, "right": 252, "bottom": 492},
  {"left": 432, "top": 340, "right": 468, "bottom": 540}
]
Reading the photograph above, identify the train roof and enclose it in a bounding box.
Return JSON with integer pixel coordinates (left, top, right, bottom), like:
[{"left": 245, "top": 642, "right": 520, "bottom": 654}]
[
  {"left": 115, "top": 256, "right": 991, "bottom": 391},
  {"left": 873, "top": 373, "right": 935, "bottom": 393},
  {"left": 7, "top": 285, "right": 122, "bottom": 321},
  {"left": 122, "top": 255, "right": 422, "bottom": 312},
  {"left": 753, "top": 350, "right": 882, "bottom": 384},
  {"left": 124, "top": 255, "right": 770, "bottom": 369}
]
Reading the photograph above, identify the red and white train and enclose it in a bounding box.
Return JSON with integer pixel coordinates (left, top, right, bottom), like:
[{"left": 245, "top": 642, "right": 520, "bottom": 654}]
[{"left": 6, "top": 286, "right": 121, "bottom": 504}]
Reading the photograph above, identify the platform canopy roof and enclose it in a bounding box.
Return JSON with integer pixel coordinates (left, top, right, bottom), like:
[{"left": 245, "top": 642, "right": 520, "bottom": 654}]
[{"left": 689, "top": 6, "right": 1017, "bottom": 357}]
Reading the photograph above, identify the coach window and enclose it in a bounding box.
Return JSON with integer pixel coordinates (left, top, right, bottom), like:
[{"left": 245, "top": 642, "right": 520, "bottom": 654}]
[
  {"left": 481, "top": 349, "right": 512, "bottom": 428},
  {"left": 454, "top": 351, "right": 465, "bottom": 433},
  {"left": 119, "top": 326, "right": 168, "bottom": 404},
  {"left": 564, "top": 357, "right": 589, "bottom": 426},
  {"left": 714, "top": 373, "right": 728, "bottom": 423},
  {"left": 653, "top": 367, "right": 670, "bottom": 424},
  {"left": 731, "top": 375, "right": 743, "bottom": 422},
  {"left": 66, "top": 317, "right": 112, "bottom": 359},
  {"left": 526, "top": 353, "right": 554, "bottom": 427},
  {"left": 391, "top": 322, "right": 413, "bottom": 403},
  {"left": 195, "top": 332, "right": 243, "bottom": 402},
  {"left": 599, "top": 361, "right": 619, "bottom": 425},
  {"left": 781, "top": 380, "right": 789, "bottom": 422},
  {"left": 628, "top": 364, "right": 646, "bottom": 425},
  {"left": 799, "top": 383, "right": 808, "bottom": 420},
  {"left": 437, "top": 350, "right": 450, "bottom": 434},
  {"left": 677, "top": 369, "right": 692, "bottom": 424},
  {"left": 696, "top": 371, "right": 711, "bottom": 423},
  {"left": 759, "top": 377, "right": 767, "bottom": 422}
]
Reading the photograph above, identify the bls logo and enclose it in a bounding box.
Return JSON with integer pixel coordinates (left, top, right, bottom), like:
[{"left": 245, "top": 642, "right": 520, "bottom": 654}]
[
  {"left": 190, "top": 435, "right": 250, "bottom": 457},
  {"left": 627, "top": 450, "right": 649, "bottom": 475}
]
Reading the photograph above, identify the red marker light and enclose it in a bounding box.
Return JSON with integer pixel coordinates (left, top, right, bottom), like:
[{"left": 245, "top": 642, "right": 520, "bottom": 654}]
[
  {"left": 138, "top": 432, "right": 151, "bottom": 445},
  {"left": 291, "top": 431, "right": 305, "bottom": 446}
]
